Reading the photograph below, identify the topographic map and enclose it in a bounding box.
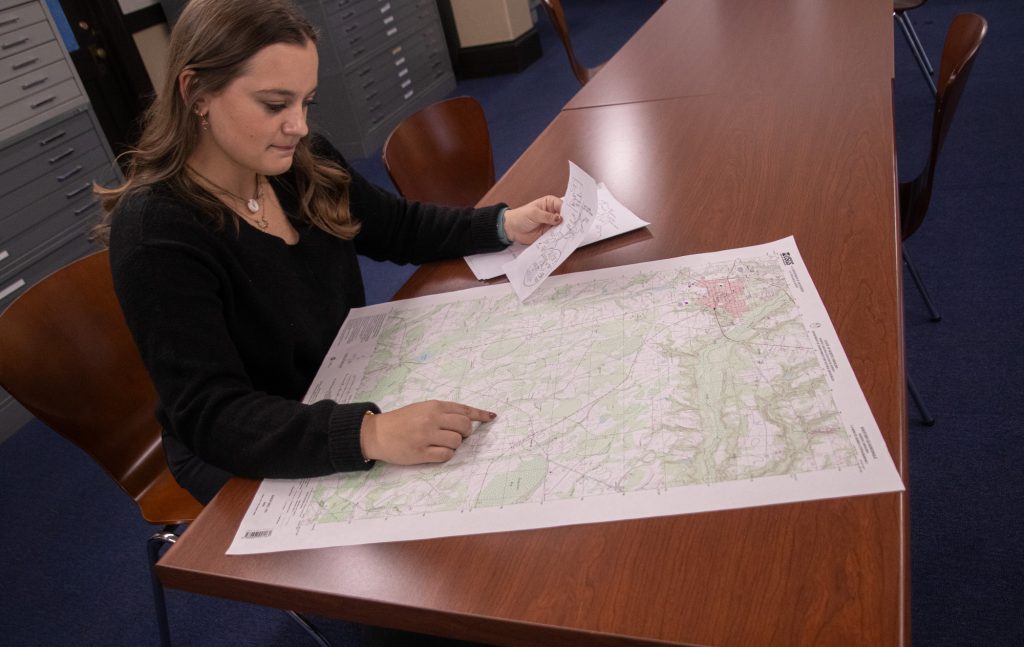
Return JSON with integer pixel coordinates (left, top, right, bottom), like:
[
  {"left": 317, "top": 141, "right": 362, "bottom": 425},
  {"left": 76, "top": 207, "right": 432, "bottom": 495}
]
[{"left": 228, "top": 237, "right": 903, "bottom": 554}]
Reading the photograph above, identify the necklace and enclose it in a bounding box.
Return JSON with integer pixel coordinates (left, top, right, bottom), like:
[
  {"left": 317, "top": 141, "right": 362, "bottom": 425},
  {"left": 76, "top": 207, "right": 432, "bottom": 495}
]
[{"left": 187, "top": 165, "right": 263, "bottom": 214}]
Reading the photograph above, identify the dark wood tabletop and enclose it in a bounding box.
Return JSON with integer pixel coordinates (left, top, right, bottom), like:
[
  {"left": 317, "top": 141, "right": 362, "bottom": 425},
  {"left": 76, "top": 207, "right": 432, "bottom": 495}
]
[
  {"left": 157, "top": 2, "right": 907, "bottom": 645},
  {"left": 565, "top": 0, "right": 894, "bottom": 109}
]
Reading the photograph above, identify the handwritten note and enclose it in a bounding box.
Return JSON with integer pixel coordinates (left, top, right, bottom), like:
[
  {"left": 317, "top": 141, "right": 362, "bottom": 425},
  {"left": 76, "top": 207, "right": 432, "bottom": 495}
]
[
  {"left": 502, "top": 162, "right": 599, "bottom": 301},
  {"left": 464, "top": 180, "right": 649, "bottom": 281}
]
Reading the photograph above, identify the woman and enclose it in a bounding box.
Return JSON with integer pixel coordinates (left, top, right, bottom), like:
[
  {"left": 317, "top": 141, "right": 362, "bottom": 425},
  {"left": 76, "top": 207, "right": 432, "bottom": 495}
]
[{"left": 96, "top": 0, "right": 562, "bottom": 504}]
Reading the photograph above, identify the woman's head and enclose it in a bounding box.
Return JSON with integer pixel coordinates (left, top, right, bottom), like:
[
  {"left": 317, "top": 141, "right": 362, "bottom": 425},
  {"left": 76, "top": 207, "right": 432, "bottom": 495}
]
[
  {"left": 159, "top": 0, "right": 319, "bottom": 175},
  {"left": 96, "top": 0, "right": 358, "bottom": 242}
]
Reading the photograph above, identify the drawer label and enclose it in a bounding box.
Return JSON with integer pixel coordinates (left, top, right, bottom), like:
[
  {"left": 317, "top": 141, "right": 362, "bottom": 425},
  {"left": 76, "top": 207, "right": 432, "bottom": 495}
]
[{"left": 0, "top": 278, "right": 25, "bottom": 301}]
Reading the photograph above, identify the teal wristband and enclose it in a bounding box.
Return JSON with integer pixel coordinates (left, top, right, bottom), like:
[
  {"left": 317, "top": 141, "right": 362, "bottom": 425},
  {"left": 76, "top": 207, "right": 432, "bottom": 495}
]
[{"left": 496, "top": 207, "right": 512, "bottom": 246}]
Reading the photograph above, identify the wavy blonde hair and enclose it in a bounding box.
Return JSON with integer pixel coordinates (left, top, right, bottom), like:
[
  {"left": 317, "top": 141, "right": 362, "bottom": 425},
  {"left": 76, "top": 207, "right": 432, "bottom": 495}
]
[{"left": 93, "top": 0, "right": 359, "bottom": 242}]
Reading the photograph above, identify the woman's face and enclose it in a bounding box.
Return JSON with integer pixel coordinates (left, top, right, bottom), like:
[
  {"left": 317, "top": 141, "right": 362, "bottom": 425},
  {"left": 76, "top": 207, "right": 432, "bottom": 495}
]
[{"left": 194, "top": 39, "right": 318, "bottom": 177}]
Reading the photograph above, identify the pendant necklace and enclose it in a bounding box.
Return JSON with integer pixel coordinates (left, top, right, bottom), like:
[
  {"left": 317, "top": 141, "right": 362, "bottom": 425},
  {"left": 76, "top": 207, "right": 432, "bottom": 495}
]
[
  {"left": 187, "top": 165, "right": 265, "bottom": 222},
  {"left": 249, "top": 186, "right": 270, "bottom": 230}
]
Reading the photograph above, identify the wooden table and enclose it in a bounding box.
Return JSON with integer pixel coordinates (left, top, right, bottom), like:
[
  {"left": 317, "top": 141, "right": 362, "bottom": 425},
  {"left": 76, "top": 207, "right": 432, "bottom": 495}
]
[
  {"left": 565, "top": 0, "right": 894, "bottom": 109},
  {"left": 157, "top": 2, "right": 908, "bottom": 645}
]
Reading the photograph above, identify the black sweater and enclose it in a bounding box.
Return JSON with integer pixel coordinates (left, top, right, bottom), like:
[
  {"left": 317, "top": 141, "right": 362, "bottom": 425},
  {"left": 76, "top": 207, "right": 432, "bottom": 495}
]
[{"left": 109, "top": 141, "right": 506, "bottom": 504}]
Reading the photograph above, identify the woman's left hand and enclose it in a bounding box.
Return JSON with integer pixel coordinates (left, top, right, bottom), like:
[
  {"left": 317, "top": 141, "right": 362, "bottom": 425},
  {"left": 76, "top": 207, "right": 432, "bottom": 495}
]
[{"left": 503, "top": 195, "right": 563, "bottom": 244}]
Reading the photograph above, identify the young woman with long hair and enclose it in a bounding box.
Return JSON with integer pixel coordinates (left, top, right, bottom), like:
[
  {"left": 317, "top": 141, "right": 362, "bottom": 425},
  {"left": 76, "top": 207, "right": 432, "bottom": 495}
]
[{"left": 100, "top": 0, "right": 562, "bottom": 504}]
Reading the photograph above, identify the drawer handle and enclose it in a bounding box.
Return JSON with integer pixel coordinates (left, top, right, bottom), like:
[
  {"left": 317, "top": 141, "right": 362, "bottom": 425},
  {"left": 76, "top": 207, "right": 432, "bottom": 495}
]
[
  {"left": 0, "top": 250, "right": 9, "bottom": 262},
  {"left": 1, "top": 37, "right": 29, "bottom": 50},
  {"left": 30, "top": 95, "right": 56, "bottom": 109},
  {"left": 65, "top": 182, "right": 91, "bottom": 198},
  {"left": 344, "top": 24, "right": 358, "bottom": 33},
  {"left": 0, "top": 279, "right": 26, "bottom": 302},
  {"left": 48, "top": 147, "right": 75, "bottom": 164},
  {"left": 12, "top": 56, "right": 39, "bottom": 70},
  {"left": 56, "top": 165, "right": 83, "bottom": 182},
  {"left": 39, "top": 130, "right": 67, "bottom": 146},
  {"left": 21, "top": 75, "right": 48, "bottom": 90},
  {"left": 0, "top": 16, "right": 20, "bottom": 28},
  {"left": 361, "top": 79, "right": 375, "bottom": 89},
  {"left": 74, "top": 201, "right": 96, "bottom": 216}
]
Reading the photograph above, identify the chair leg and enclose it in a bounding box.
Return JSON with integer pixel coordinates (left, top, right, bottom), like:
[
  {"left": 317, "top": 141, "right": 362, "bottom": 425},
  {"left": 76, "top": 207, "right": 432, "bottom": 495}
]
[
  {"left": 286, "top": 610, "right": 335, "bottom": 647},
  {"left": 902, "top": 12, "right": 934, "bottom": 75},
  {"left": 148, "top": 526, "right": 181, "bottom": 647},
  {"left": 907, "top": 372, "right": 936, "bottom": 426},
  {"left": 903, "top": 247, "right": 942, "bottom": 322},
  {"left": 148, "top": 525, "right": 335, "bottom": 647},
  {"left": 895, "top": 12, "right": 937, "bottom": 96}
]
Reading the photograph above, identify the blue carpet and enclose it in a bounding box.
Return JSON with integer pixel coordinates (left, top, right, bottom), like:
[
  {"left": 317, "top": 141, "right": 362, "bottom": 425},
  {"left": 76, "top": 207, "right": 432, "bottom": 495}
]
[{"left": 3, "top": 0, "right": 1022, "bottom": 645}]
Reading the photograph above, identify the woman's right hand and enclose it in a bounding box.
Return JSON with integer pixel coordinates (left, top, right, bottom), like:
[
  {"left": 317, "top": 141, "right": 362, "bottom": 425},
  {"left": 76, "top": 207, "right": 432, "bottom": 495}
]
[{"left": 360, "top": 400, "right": 497, "bottom": 464}]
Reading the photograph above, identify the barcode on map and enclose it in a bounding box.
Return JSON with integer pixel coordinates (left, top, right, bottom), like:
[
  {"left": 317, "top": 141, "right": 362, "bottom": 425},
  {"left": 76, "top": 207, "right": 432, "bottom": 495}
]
[{"left": 244, "top": 529, "right": 272, "bottom": 539}]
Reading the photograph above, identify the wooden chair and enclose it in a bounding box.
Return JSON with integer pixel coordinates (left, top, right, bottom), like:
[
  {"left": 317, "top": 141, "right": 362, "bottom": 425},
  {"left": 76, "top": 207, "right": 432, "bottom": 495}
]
[
  {"left": 900, "top": 13, "right": 987, "bottom": 427},
  {"left": 0, "top": 251, "right": 200, "bottom": 646},
  {"left": 900, "top": 13, "right": 987, "bottom": 320},
  {"left": 895, "top": 0, "right": 937, "bottom": 96},
  {"left": 540, "top": 0, "right": 604, "bottom": 86},
  {"left": 382, "top": 96, "right": 495, "bottom": 207},
  {"left": 0, "top": 251, "right": 330, "bottom": 647}
]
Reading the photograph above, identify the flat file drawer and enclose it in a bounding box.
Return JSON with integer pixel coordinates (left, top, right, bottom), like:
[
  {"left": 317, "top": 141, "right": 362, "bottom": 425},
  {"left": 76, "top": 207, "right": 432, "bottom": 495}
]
[
  {"left": 0, "top": 58, "right": 73, "bottom": 109},
  {"left": 0, "top": 152, "right": 114, "bottom": 244},
  {"left": 0, "top": 127, "right": 103, "bottom": 196},
  {"left": 0, "top": 1, "right": 45, "bottom": 38},
  {"left": 349, "top": 24, "right": 447, "bottom": 125},
  {"left": 0, "top": 76, "right": 79, "bottom": 132},
  {"left": 0, "top": 190, "right": 100, "bottom": 281},
  {"left": 0, "top": 160, "right": 112, "bottom": 280},
  {"left": 329, "top": 0, "right": 435, "bottom": 69},
  {"left": 0, "top": 38, "right": 60, "bottom": 85},
  {"left": 0, "top": 227, "right": 98, "bottom": 311},
  {"left": 0, "top": 18, "right": 52, "bottom": 61},
  {"left": 322, "top": 0, "right": 379, "bottom": 19},
  {"left": 0, "top": 108, "right": 92, "bottom": 176}
]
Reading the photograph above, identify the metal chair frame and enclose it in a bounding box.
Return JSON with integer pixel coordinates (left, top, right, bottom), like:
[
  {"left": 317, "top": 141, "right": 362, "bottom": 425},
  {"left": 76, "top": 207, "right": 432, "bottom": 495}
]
[{"left": 895, "top": 8, "right": 938, "bottom": 96}]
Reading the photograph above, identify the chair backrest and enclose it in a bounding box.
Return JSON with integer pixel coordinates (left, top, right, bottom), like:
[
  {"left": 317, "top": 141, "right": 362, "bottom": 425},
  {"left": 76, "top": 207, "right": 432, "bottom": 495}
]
[
  {"left": 0, "top": 250, "right": 201, "bottom": 524},
  {"left": 540, "top": 0, "right": 598, "bottom": 85},
  {"left": 540, "top": 0, "right": 593, "bottom": 86},
  {"left": 382, "top": 96, "right": 495, "bottom": 208},
  {"left": 900, "top": 13, "right": 987, "bottom": 240}
]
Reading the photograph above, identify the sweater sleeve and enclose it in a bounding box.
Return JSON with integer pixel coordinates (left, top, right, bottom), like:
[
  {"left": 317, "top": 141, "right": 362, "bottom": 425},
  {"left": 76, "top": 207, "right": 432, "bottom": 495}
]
[
  {"left": 108, "top": 192, "right": 375, "bottom": 481},
  {"left": 311, "top": 135, "right": 509, "bottom": 263}
]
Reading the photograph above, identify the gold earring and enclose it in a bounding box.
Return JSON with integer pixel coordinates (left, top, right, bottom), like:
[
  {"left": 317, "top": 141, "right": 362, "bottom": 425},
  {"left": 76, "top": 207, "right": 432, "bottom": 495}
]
[{"left": 195, "top": 108, "right": 209, "bottom": 131}]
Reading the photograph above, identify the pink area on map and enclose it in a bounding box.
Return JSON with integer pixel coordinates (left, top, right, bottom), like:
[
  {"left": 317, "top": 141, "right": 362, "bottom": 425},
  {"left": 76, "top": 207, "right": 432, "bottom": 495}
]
[{"left": 697, "top": 278, "right": 749, "bottom": 318}]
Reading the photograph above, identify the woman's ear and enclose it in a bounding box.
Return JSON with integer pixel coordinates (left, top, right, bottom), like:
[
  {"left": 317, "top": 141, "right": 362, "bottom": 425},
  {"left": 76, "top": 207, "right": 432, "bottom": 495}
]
[{"left": 178, "top": 69, "right": 204, "bottom": 113}]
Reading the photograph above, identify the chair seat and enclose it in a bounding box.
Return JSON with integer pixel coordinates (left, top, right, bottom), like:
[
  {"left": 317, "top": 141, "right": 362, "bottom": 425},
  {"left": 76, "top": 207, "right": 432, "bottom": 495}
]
[
  {"left": 894, "top": 0, "right": 926, "bottom": 11},
  {"left": 136, "top": 468, "right": 204, "bottom": 526}
]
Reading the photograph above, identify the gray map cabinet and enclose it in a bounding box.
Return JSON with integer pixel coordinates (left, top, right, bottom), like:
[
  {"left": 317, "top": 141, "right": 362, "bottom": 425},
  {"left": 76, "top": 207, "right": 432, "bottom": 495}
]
[{"left": 1, "top": 0, "right": 120, "bottom": 440}]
